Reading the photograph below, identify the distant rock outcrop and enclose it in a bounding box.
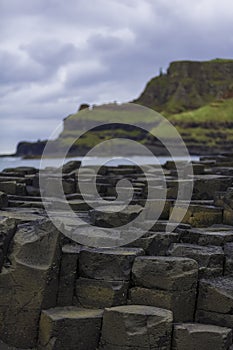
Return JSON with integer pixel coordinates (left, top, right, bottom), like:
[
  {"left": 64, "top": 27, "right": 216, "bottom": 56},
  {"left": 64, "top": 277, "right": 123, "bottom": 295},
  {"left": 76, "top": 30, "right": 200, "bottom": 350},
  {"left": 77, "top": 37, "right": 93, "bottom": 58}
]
[{"left": 16, "top": 140, "right": 47, "bottom": 157}]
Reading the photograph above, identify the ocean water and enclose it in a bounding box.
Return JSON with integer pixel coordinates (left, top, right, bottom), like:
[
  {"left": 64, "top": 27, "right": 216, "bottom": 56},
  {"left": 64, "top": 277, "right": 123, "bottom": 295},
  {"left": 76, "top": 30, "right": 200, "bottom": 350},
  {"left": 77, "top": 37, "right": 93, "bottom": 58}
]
[{"left": 0, "top": 155, "right": 200, "bottom": 172}]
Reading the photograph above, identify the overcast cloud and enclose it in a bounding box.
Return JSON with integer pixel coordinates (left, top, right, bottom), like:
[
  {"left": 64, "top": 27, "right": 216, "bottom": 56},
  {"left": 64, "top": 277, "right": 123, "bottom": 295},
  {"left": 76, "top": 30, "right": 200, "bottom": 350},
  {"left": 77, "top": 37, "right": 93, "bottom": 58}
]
[{"left": 0, "top": 0, "right": 233, "bottom": 153}]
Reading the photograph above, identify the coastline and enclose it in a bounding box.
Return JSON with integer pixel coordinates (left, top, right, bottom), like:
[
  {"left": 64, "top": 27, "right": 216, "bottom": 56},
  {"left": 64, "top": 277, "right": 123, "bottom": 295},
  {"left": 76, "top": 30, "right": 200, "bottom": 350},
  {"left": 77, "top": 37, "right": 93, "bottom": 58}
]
[{"left": 0, "top": 154, "right": 233, "bottom": 348}]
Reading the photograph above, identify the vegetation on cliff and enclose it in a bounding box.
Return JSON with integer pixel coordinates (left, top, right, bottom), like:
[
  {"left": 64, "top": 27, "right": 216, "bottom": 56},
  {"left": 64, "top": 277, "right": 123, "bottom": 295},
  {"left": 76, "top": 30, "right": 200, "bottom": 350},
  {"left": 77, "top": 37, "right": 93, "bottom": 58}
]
[
  {"left": 134, "top": 58, "right": 233, "bottom": 114},
  {"left": 162, "top": 98, "right": 233, "bottom": 150},
  {"left": 16, "top": 58, "right": 233, "bottom": 156}
]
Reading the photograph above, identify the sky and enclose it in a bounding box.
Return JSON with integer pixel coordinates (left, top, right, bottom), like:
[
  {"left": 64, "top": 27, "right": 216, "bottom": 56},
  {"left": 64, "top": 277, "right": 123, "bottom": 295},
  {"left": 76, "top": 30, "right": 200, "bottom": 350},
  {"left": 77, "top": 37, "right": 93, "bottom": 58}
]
[{"left": 0, "top": 0, "right": 233, "bottom": 154}]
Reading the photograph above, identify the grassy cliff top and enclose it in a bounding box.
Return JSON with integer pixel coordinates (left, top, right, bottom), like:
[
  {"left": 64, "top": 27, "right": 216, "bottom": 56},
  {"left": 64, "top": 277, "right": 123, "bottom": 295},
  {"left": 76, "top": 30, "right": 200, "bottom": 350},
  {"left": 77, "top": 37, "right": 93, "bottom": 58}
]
[
  {"left": 58, "top": 59, "right": 233, "bottom": 151},
  {"left": 169, "top": 98, "right": 233, "bottom": 123},
  {"left": 134, "top": 58, "right": 233, "bottom": 114},
  {"left": 15, "top": 58, "right": 233, "bottom": 156}
]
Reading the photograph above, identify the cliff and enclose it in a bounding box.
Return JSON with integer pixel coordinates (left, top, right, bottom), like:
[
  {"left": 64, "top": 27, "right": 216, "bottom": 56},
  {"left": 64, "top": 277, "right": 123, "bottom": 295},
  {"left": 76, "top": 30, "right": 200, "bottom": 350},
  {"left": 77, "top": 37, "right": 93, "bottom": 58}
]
[
  {"left": 15, "top": 58, "right": 233, "bottom": 157},
  {"left": 16, "top": 140, "right": 48, "bottom": 157},
  {"left": 134, "top": 59, "right": 233, "bottom": 113}
]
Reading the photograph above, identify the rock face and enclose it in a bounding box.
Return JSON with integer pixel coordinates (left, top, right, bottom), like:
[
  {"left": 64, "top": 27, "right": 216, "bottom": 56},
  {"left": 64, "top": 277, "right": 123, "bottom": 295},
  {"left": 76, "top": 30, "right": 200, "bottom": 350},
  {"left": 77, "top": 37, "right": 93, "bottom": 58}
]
[
  {"left": 89, "top": 205, "right": 143, "bottom": 228},
  {"left": 76, "top": 277, "right": 129, "bottom": 308},
  {"left": 0, "top": 181, "right": 18, "bottom": 195},
  {"left": 38, "top": 307, "right": 103, "bottom": 350},
  {"left": 16, "top": 140, "right": 47, "bottom": 157},
  {"left": 14, "top": 59, "right": 233, "bottom": 158},
  {"left": 224, "top": 242, "right": 233, "bottom": 275},
  {"left": 74, "top": 247, "right": 143, "bottom": 309},
  {"left": 0, "top": 217, "right": 17, "bottom": 272},
  {"left": 197, "top": 277, "right": 233, "bottom": 314},
  {"left": 61, "top": 160, "right": 81, "bottom": 174},
  {"left": 79, "top": 247, "right": 144, "bottom": 281},
  {"left": 168, "top": 244, "right": 224, "bottom": 278},
  {"left": 99, "top": 305, "right": 173, "bottom": 350},
  {"left": 57, "top": 244, "right": 81, "bottom": 307},
  {"left": 134, "top": 59, "right": 233, "bottom": 113},
  {"left": 0, "top": 219, "right": 61, "bottom": 348},
  {"left": 193, "top": 175, "right": 232, "bottom": 200},
  {"left": 172, "top": 323, "right": 232, "bottom": 350},
  {"left": 0, "top": 155, "right": 233, "bottom": 348},
  {"left": 196, "top": 277, "right": 233, "bottom": 330},
  {"left": 128, "top": 231, "right": 180, "bottom": 255},
  {"left": 180, "top": 227, "right": 233, "bottom": 246},
  {"left": 0, "top": 191, "right": 8, "bottom": 208},
  {"left": 132, "top": 256, "right": 198, "bottom": 291},
  {"left": 130, "top": 256, "right": 198, "bottom": 322},
  {"left": 172, "top": 204, "right": 223, "bottom": 227}
]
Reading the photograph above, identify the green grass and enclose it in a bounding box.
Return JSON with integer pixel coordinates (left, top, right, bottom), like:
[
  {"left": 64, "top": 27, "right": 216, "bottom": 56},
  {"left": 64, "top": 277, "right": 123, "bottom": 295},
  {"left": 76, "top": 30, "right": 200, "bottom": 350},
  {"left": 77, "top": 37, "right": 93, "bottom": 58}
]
[
  {"left": 167, "top": 99, "right": 233, "bottom": 147},
  {"left": 58, "top": 98, "right": 233, "bottom": 150},
  {"left": 67, "top": 103, "right": 157, "bottom": 124},
  {"left": 210, "top": 58, "right": 233, "bottom": 63},
  {"left": 169, "top": 99, "right": 233, "bottom": 124}
]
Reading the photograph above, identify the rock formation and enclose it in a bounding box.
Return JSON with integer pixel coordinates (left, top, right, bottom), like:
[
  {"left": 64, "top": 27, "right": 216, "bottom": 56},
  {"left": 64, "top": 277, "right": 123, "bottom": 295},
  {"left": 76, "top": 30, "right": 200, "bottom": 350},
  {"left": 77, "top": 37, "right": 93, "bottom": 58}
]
[
  {"left": 0, "top": 155, "right": 233, "bottom": 348},
  {"left": 14, "top": 59, "right": 233, "bottom": 157},
  {"left": 134, "top": 59, "right": 233, "bottom": 113}
]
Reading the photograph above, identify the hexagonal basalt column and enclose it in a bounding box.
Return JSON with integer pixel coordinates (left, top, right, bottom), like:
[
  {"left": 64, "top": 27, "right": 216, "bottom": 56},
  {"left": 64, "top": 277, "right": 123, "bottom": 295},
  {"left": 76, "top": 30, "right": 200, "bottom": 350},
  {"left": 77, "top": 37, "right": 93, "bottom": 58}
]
[
  {"left": 130, "top": 256, "right": 198, "bottom": 322},
  {"left": 99, "top": 305, "right": 173, "bottom": 350},
  {"left": 38, "top": 307, "right": 103, "bottom": 350},
  {"left": 172, "top": 323, "right": 232, "bottom": 350}
]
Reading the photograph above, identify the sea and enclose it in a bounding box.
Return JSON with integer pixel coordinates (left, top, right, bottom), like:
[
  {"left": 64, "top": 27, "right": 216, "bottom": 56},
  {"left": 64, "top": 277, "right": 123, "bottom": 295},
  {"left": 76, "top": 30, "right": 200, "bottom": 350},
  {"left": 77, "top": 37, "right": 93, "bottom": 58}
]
[{"left": 0, "top": 155, "right": 200, "bottom": 172}]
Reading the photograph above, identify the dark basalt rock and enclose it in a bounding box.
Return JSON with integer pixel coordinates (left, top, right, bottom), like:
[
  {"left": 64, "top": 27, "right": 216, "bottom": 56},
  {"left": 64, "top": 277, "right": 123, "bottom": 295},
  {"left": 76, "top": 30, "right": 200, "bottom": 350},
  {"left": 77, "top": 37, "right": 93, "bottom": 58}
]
[
  {"left": 0, "top": 191, "right": 8, "bottom": 209},
  {"left": 79, "top": 247, "right": 144, "bottom": 281},
  {"left": 172, "top": 323, "right": 232, "bottom": 350},
  {"left": 75, "top": 277, "right": 129, "bottom": 308},
  {"left": 0, "top": 219, "right": 62, "bottom": 348},
  {"left": 197, "top": 277, "right": 233, "bottom": 314},
  {"left": 0, "top": 217, "right": 17, "bottom": 272},
  {"left": 99, "top": 305, "right": 173, "bottom": 350},
  {"left": 38, "top": 307, "right": 103, "bottom": 350},
  {"left": 168, "top": 243, "right": 224, "bottom": 278},
  {"left": 0, "top": 156, "right": 233, "bottom": 348}
]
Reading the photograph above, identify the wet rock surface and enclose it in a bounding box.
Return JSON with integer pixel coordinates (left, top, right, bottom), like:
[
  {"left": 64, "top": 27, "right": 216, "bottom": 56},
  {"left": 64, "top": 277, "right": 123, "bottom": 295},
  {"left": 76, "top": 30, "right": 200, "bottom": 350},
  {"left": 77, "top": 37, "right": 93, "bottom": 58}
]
[{"left": 0, "top": 155, "right": 233, "bottom": 348}]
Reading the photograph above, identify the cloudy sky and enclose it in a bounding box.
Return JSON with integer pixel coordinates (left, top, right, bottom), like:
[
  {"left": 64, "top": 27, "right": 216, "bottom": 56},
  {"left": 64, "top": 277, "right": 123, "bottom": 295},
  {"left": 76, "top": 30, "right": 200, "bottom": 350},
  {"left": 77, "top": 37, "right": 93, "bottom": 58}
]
[{"left": 0, "top": 0, "right": 233, "bottom": 153}]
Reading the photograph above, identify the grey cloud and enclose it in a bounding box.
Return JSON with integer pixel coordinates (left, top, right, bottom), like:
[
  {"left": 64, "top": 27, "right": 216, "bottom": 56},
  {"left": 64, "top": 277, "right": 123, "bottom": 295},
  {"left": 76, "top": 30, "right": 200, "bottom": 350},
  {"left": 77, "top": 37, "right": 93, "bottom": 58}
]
[
  {"left": 0, "top": 0, "right": 233, "bottom": 153},
  {"left": 21, "top": 40, "right": 79, "bottom": 67},
  {"left": 87, "top": 34, "right": 126, "bottom": 53},
  {"left": 0, "top": 0, "right": 47, "bottom": 16},
  {"left": 0, "top": 39, "right": 80, "bottom": 88},
  {"left": 0, "top": 49, "right": 47, "bottom": 85},
  {"left": 0, "top": 0, "right": 134, "bottom": 29}
]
